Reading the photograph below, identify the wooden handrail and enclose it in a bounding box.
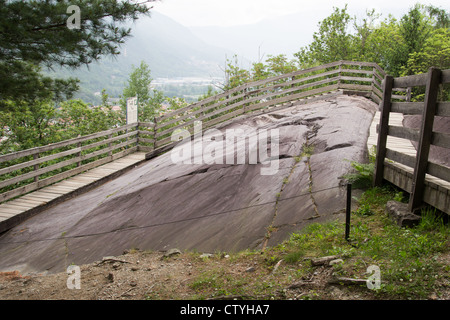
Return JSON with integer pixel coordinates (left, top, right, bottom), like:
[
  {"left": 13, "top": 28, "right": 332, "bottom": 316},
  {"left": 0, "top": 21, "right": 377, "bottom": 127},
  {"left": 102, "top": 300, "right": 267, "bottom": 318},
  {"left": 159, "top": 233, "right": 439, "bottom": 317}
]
[
  {"left": 0, "top": 60, "right": 396, "bottom": 203},
  {"left": 373, "top": 66, "right": 450, "bottom": 214},
  {"left": 0, "top": 123, "right": 151, "bottom": 202}
]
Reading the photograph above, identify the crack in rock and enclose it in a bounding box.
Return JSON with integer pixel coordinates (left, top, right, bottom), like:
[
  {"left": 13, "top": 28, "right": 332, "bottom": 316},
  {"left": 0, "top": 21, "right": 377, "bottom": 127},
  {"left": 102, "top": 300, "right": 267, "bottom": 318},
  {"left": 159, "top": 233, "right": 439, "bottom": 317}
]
[{"left": 324, "top": 143, "right": 353, "bottom": 152}]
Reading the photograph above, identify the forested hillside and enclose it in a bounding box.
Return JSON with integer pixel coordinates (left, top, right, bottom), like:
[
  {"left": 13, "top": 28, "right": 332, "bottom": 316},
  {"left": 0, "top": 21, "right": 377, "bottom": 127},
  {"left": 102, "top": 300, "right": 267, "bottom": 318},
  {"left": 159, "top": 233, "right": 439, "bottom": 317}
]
[{"left": 44, "top": 11, "right": 230, "bottom": 104}]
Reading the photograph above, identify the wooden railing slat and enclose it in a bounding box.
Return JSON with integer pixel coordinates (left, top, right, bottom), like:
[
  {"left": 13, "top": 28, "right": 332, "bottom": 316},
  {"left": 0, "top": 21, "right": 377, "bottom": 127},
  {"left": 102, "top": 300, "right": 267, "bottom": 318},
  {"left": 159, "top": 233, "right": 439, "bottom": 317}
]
[{"left": 0, "top": 123, "right": 137, "bottom": 163}]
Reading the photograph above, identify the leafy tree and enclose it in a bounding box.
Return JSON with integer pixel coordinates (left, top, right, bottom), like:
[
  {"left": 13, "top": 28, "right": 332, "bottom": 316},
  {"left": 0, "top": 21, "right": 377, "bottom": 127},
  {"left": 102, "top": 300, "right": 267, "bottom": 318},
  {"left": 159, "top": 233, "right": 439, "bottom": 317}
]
[
  {"left": 58, "top": 99, "right": 119, "bottom": 137},
  {"left": 251, "top": 62, "right": 271, "bottom": 81},
  {"left": 353, "top": 9, "right": 381, "bottom": 61},
  {"left": 363, "top": 15, "right": 406, "bottom": 76},
  {"left": 0, "top": 100, "right": 59, "bottom": 152},
  {"left": 0, "top": 98, "right": 122, "bottom": 154},
  {"left": 120, "top": 61, "right": 165, "bottom": 122},
  {"left": 100, "top": 88, "right": 123, "bottom": 127},
  {"left": 223, "top": 55, "right": 251, "bottom": 90},
  {"left": 265, "top": 54, "right": 298, "bottom": 76},
  {"left": 397, "top": 4, "right": 433, "bottom": 75},
  {"left": 426, "top": 5, "right": 450, "bottom": 29},
  {"left": 295, "top": 5, "right": 355, "bottom": 66},
  {"left": 402, "top": 28, "right": 450, "bottom": 75},
  {"left": 295, "top": 4, "right": 449, "bottom": 77},
  {"left": 0, "top": 0, "right": 151, "bottom": 109}
]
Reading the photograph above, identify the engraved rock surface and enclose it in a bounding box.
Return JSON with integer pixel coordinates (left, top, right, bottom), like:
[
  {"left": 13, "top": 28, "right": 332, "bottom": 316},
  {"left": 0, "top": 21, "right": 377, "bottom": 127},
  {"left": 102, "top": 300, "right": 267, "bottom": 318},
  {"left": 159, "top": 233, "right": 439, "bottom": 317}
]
[{"left": 0, "top": 95, "right": 377, "bottom": 274}]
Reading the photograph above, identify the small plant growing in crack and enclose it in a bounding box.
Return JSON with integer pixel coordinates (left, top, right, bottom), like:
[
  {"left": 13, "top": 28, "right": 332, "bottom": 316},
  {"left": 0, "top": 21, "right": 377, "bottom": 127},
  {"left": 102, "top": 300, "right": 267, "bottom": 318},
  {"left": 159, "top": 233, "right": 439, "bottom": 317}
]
[
  {"left": 342, "top": 146, "right": 376, "bottom": 189},
  {"left": 301, "top": 143, "right": 315, "bottom": 158}
]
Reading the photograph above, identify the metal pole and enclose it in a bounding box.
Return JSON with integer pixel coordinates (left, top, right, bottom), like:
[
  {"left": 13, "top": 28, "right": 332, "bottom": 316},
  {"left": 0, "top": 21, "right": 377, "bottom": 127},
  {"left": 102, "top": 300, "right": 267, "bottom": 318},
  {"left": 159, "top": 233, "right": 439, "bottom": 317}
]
[{"left": 345, "top": 183, "right": 352, "bottom": 241}]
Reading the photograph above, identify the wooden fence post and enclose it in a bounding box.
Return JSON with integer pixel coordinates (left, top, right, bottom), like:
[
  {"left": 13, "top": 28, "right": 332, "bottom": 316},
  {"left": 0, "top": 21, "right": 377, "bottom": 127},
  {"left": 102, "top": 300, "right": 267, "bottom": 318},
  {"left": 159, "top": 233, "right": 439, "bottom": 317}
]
[
  {"left": 152, "top": 117, "right": 157, "bottom": 151},
  {"left": 373, "top": 75, "right": 394, "bottom": 187},
  {"left": 371, "top": 67, "right": 376, "bottom": 96},
  {"left": 408, "top": 67, "right": 441, "bottom": 212},
  {"left": 33, "top": 153, "right": 39, "bottom": 182},
  {"left": 406, "top": 87, "right": 412, "bottom": 102},
  {"left": 77, "top": 139, "right": 82, "bottom": 167},
  {"left": 136, "top": 123, "right": 139, "bottom": 148},
  {"left": 337, "top": 62, "right": 342, "bottom": 89},
  {"left": 243, "top": 88, "right": 247, "bottom": 113}
]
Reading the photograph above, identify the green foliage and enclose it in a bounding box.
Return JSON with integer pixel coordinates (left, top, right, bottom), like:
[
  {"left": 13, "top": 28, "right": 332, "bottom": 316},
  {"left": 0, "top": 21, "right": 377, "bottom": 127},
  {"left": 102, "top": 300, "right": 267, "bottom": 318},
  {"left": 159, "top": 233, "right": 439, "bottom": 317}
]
[
  {"left": 58, "top": 99, "right": 120, "bottom": 137},
  {"left": 0, "top": 100, "right": 59, "bottom": 151},
  {"left": 223, "top": 55, "right": 252, "bottom": 90},
  {"left": 402, "top": 28, "right": 450, "bottom": 75},
  {"left": 120, "top": 61, "right": 166, "bottom": 122},
  {"left": 296, "top": 5, "right": 355, "bottom": 65},
  {"left": 0, "top": 98, "right": 121, "bottom": 155},
  {"left": 295, "top": 3, "right": 450, "bottom": 77},
  {"left": 272, "top": 186, "right": 449, "bottom": 299},
  {"left": 0, "top": 0, "right": 150, "bottom": 108},
  {"left": 346, "top": 161, "right": 375, "bottom": 188},
  {"left": 223, "top": 54, "right": 299, "bottom": 91},
  {"left": 399, "top": 4, "right": 432, "bottom": 60},
  {"left": 343, "top": 146, "right": 376, "bottom": 189}
]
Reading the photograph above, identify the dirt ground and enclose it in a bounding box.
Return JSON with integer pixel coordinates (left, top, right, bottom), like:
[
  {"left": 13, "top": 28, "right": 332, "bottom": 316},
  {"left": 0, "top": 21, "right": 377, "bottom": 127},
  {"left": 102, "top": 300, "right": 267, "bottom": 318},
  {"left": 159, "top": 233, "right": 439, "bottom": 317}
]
[
  {"left": 1, "top": 248, "right": 448, "bottom": 301},
  {"left": 0, "top": 249, "right": 374, "bottom": 301}
]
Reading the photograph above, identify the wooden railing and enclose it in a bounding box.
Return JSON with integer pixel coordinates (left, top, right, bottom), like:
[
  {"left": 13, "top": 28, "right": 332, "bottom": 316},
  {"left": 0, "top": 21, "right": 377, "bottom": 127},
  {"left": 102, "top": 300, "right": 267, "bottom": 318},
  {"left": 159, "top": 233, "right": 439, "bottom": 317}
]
[
  {"left": 1, "top": 60, "right": 405, "bottom": 204},
  {"left": 374, "top": 67, "right": 450, "bottom": 214},
  {"left": 0, "top": 123, "right": 151, "bottom": 203},
  {"left": 147, "top": 60, "right": 402, "bottom": 151}
]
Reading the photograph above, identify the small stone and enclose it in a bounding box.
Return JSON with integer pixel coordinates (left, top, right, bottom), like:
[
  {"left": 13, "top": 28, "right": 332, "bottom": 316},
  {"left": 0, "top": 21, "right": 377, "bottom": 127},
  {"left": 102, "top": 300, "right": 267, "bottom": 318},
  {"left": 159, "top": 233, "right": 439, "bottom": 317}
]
[
  {"left": 200, "top": 253, "right": 213, "bottom": 259},
  {"left": 162, "top": 248, "right": 181, "bottom": 259},
  {"left": 330, "top": 259, "right": 344, "bottom": 266},
  {"left": 107, "top": 273, "right": 114, "bottom": 282},
  {"left": 386, "top": 201, "right": 420, "bottom": 227},
  {"left": 245, "top": 266, "right": 255, "bottom": 273}
]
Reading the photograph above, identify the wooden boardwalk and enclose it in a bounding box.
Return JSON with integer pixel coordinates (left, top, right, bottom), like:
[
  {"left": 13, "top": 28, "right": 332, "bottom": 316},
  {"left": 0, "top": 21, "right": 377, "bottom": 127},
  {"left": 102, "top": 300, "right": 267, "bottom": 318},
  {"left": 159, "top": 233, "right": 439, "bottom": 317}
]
[
  {"left": 368, "top": 111, "right": 417, "bottom": 157},
  {"left": 0, "top": 152, "right": 146, "bottom": 233},
  {"left": 369, "top": 111, "right": 450, "bottom": 214}
]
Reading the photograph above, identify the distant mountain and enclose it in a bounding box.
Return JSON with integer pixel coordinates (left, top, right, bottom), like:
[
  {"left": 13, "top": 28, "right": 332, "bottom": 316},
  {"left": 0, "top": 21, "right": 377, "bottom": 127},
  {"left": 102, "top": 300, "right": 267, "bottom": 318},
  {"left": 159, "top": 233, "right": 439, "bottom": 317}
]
[
  {"left": 189, "top": 12, "right": 319, "bottom": 64},
  {"left": 47, "top": 12, "right": 231, "bottom": 104}
]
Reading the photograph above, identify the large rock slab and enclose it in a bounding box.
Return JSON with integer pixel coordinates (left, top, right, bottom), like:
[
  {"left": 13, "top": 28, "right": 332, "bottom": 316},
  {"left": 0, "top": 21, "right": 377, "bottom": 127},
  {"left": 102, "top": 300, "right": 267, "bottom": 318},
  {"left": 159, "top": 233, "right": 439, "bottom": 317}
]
[{"left": 0, "top": 95, "right": 377, "bottom": 274}]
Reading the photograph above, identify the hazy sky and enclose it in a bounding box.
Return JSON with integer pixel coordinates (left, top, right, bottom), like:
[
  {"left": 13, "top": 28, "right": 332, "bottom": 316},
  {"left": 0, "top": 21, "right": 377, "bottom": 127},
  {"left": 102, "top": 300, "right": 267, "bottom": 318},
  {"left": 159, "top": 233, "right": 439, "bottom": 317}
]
[{"left": 152, "top": 0, "right": 450, "bottom": 27}]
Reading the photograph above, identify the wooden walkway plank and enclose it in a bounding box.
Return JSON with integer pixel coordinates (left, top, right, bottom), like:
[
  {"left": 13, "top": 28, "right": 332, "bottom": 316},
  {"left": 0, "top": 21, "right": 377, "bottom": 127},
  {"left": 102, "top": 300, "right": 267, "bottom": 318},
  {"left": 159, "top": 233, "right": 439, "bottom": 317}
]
[
  {"left": 0, "top": 152, "right": 146, "bottom": 233},
  {"left": 10, "top": 199, "right": 46, "bottom": 207},
  {"left": 369, "top": 112, "right": 417, "bottom": 159},
  {"left": 1, "top": 202, "right": 36, "bottom": 210}
]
